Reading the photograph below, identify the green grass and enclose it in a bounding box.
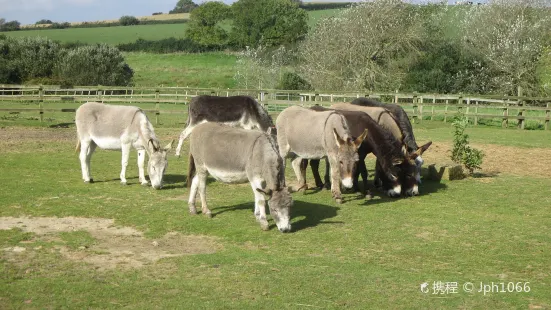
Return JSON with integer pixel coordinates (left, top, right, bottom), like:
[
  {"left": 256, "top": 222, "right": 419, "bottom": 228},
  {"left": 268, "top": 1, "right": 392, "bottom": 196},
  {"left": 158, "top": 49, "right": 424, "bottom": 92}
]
[
  {"left": 307, "top": 8, "right": 342, "bottom": 28},
  {"left": 1, "top": 23, "right": 189, "bottom": 45},
  {"left": 124, "top": 52, "right": 238, "bottom": 88},
  {"left": 1, "top": 118, "right": 550, "bottom": 309}
]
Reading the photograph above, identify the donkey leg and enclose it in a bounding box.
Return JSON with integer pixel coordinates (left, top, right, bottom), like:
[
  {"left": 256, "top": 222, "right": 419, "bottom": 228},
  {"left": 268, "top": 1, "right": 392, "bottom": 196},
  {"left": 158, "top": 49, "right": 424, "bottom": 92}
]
[
  {"left": 188, "top": 175, "right": 199, "bottom": 215},
  {"left": 251, "top": 184, "right": 269, "bottom": 231},
  {"left": 290, "top": 156, "right": 307, "bottom": 192},
  {"left": 197, "top": 172, "right": 212, "bottom": 218},
  {"left": 328, "top": 156, "right": 342, "bottom": 203},
  {"left": 323, "top": 159, "right": 331, "bottom": 190},
  {"left": 310, "top": 159, "right": 325, "bottom": 189},
  {"left": 137, "top": 149, "right": 148, "bottom": 186},
  {"left": 120, "top": 144, "right": 131, "bottom": 185},
  {"left": 175, "top": 124, "right": 194, "bottom": 157},
  {"left": 79, "top": 140, "right": 93, "bottom": 183}
]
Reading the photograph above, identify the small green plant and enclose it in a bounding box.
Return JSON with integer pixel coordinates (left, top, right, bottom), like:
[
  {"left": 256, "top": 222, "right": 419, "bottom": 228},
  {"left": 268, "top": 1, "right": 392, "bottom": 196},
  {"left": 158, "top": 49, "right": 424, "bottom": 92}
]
[{"left": 452, "top": 115, "right": 484, "bottom": 174}]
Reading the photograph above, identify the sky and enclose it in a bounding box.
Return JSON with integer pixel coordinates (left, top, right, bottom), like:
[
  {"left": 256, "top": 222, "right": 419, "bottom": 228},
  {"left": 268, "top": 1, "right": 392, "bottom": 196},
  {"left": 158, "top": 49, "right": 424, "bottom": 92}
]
[{"left": 1, "top": 0, "right": 454, "bottom": 25}]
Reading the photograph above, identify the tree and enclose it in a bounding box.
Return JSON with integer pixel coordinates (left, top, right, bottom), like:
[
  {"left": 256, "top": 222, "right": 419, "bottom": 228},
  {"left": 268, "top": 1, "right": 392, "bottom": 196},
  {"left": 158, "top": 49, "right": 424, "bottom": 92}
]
[
  {"left": 186, "top": 1, "right": 230, "bottom": 47},
  {"left": 0, "top": 20, "right": 20, "bottom": 31},
  {"left": 230, "top": 0, "right": 308, "bottom": 48},
  {"left": 36, "top": 19, "right": 53, "bottom": 24},
  {"left": 170, "top": 0, "right": 198, "bottom": 14},
  {"left": 459, "top": 0, "right": 551, "bottom": 96},
  {"left": 119, "top": 15, "right": 140, "bottom": 26},
  {"left": 297, "top": 0, "right": 422, "bottom": 91}
]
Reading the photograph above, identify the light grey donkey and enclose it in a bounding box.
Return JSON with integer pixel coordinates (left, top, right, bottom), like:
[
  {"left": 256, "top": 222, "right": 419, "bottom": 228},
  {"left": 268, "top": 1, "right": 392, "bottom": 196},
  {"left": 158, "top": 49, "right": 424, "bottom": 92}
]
[
  {"left": 187, "top": 122, "right": 292, "bottom": 232},
  {"left": 276, "top": 106, "right": 368, "bottom": 203},
  {"left": 75, "top": 102, "right": 173, "bottom": 189}
]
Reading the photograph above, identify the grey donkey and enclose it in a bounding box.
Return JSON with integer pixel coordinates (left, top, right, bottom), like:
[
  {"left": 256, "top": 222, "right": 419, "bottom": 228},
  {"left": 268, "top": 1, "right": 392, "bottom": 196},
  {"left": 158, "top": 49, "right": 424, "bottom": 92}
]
[
  {"left": 187, "top": 122, "right": 292, "bottom": 233},
  {"left": 75, "top": 102, "right": 173, "bottom": 189},
  {"left": 276, "top": 106, "right": 368, "bottom": 203}
]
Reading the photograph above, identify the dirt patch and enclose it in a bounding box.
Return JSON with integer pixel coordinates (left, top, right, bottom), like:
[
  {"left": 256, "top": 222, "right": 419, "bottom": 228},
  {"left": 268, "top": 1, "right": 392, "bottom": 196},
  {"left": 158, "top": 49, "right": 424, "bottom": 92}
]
[
  {"left": 1, "top": 216, "right": 221, "bottom": 270},
  {"left": 0, "top": 127, "right": 75, "bottom": 152},
  {"left": 422, "top": 142, "right": 551, "bottom": 178}
]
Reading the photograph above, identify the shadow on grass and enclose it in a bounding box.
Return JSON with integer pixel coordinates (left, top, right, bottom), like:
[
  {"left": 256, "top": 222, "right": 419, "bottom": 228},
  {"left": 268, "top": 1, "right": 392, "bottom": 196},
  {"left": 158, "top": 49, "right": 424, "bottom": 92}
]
[
  {"left": 210, "top": 200, "right": 341, "bottom": 232},
  {"left": 359, "top": 179, "right": 448, "bottom": 206},
  {"left": 49, "top": 122, "right": 74, "bottom": 129}
]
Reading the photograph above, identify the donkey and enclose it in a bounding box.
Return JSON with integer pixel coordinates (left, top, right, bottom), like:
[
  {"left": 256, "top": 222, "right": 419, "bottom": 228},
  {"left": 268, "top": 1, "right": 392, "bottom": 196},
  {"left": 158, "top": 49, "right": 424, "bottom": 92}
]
[
  {"left": 350, "top": 97, "right": 427, "bottom": 183},
  {"left": 276, "top": 106, "right": 368, "bottom": 203},
  {"left": 175, "top": 95, "right": 274, "bottom": 157},
  {"left": 305, "top": 106, "right": 420, "bottom": 197},
  {"left": 330, "top": 102, "right": 432, "bottom": 188},
  {"left": 75, "top": 102, "right": 173, "bottom": 189},
  {"left": 187, "top": 122, "right": 292, "bottom": 232}
]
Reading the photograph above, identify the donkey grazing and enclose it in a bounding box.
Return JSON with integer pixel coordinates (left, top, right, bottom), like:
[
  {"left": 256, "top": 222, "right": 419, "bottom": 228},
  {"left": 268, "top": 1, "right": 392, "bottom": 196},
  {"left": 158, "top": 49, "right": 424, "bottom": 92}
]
[
  {"left": 187, "top": 122, "right": 292, "bottom": 232},
  {"left": 75, "top": 102, "right": 172, "bottom": 189},
  {"left": 350, "top": 97, "right": 427, "bottom": 183},
  {"left": 175, "top": 95, "right": 274, "bottom": 157},
  {"left": 306, "top": 106, "right": 419, "bottom": 197},
  {"left": 330, "top": 102, "right": 432, "bottom": 189},
  {"left": 276, "top": 106, "right": 367, "bottom": 203}
]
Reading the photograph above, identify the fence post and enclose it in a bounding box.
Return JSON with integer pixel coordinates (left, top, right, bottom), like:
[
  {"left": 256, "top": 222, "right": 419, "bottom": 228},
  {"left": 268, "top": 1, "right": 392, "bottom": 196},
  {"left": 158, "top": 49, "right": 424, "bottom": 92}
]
[
  {"left": 466, "top": 97, "right": 470, "bottom": 122},
  {"left": 39, "top": 86, "right": 44, "bottom": 122},
  {"left": 98, "top": 87, "right": 103, "bottom": 103},
  {"left": 155, "top": 89, "right": 160, "bottom": 125},
  {"left": 412, "top": 93, "right": 418, "bottom": 124},
  {"left": 474, "top": 100, "right": 479, "bottom": 126},
  {"left": 545, "top": 102, "right": 550, "bottom": 131},
  {"left": 394, "top": 90, "right": 398, "bottom": 104},
  {"left": 502, "top": 106, "right": 509, "bottom": 128},
  {"left": 444, "top": 99, "right": 449, "bottom": 123},
  {"left": 517, "top": 86, "right": 525, "bottom": 130},
  {"left": 418, "top": 95, "right": 423, "bottom": 123}
]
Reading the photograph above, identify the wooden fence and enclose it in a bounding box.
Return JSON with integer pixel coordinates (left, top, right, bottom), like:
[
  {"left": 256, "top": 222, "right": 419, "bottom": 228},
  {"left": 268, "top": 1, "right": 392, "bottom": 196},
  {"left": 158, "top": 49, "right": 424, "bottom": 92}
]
[{"left": 1, "top": 85, "right": 550, "bottom": 130}]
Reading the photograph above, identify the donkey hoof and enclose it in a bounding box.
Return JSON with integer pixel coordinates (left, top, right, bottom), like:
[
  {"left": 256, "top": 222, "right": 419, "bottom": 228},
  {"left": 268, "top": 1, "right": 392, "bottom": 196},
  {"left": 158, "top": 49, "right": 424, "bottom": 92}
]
[
  {"left": 260, "top": 221, "right": 270, "bottom": 231},
  {"left": 84, "top": 179, "right": 94, "bottom": 184},
  {"left": 203, "top": 212, "right": 212, "bottom": 218},
  {"left": 189, "top": 209, "right": 197, "bottom": 215},
  {"left": 334, "top": 198, "right": 343, "bottom": 204},
  {"left": 141, "top": 182, "right": 149, "bottom": 187},
  {"left": 121, "top": 181, "right": 127, "bottom": 186}
]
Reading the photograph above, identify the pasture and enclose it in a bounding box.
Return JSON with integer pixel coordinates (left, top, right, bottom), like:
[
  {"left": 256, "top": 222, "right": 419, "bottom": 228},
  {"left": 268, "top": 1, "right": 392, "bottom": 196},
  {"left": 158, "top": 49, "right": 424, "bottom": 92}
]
[{"left": 1, "top": 105, "right": 550, "bottom": 309}]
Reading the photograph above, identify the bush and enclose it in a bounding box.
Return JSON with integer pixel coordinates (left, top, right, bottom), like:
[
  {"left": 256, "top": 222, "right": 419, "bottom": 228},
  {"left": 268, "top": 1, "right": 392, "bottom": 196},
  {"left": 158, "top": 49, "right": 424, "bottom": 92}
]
[
  {"left": 0, "top": 37, "right": 61, "bottom": 82},
  {"left": 0, "top": 20, "right": 20, "bottom": 31},
  {"left": 35, "top": 19, "right": 53, "bottom": 24},
  {"left": 451, "top": 115, "right": 484, "bottom": 174},
  {"left": 50, "top": 22, "right": 71, "bottom": 29},
  {"left": 54, "top": 44, "right": 133, "bottom": 86},
  {"left": 277, "top": 72, "right": 311, "bottom": 90},
  {"left": 119, "top": 16, "right": 140, "bottom": 26},
  {"left": 152, "top": 12, "right": 164, "bottom": 16}
]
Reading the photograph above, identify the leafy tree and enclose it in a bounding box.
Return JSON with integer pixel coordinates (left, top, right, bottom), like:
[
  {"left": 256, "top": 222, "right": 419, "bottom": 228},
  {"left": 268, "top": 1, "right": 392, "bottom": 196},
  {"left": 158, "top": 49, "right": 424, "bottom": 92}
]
[
  {"left": 230, "top": 0, "right": 308, "bottom": 48},
  {"left": 459, "top": 0, "right": 551, "bottom": 95},
  {"left": 298, "top": 0, "right": 421, "bottom": 91},
  {"left": 170, "top": 0, "right": 198, "bottom": 14},
  {"left": 36, "top": 19, "right": 53, "bottom": 24},
  {"left": 119, "top": 16, "right": 140, "bottom": 26},
  {"left": 186, "top": 1, "right": 230, "bottom": 47},
  {"left": 0, "top": 18, "right": 5, "bottom": 25},
  {"left": 0, "top": 20, "right": 20, "bottom": 31}
]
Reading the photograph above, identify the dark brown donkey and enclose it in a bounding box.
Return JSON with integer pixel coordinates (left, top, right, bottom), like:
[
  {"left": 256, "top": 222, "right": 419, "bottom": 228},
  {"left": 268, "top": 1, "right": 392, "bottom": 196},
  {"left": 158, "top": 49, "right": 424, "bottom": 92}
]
[{"left": 306, "top": 105, "right": 419, "bottom": 197}]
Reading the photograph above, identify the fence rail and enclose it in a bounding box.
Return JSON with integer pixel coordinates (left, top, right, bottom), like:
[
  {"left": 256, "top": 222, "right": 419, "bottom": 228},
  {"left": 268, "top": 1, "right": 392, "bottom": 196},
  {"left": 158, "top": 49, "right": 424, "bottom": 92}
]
[{"left": 1, "top": 85, "right": 550, "bottom": 130}]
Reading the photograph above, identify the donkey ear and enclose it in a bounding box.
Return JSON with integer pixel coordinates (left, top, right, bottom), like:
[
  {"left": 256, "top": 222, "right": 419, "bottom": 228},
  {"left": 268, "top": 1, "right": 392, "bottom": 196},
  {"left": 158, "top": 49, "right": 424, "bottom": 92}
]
[
  {"left": 333, "top": 129, "right": 346, "bottom": 147},
  {"left": 148, "top": 139, "right": 160, "bottom": 152},
  {"left": 164, "top": 140, "right": 174, "bottom": 152},
  {"left": 418, "top": 141, "right": 432, "bottom": 155},
  {"left": 392, "top": 157, "right": 404, "bottom": 166},
  {"left": 354, "top": 128, "right": 368, "bottom": 147}
]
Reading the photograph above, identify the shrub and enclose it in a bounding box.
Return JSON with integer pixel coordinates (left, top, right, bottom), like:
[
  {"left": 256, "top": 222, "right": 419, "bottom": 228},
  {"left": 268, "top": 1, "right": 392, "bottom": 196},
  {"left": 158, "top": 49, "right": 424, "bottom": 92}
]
[
  {"left": 119, "top": 15, "right": 140, "bottom": 26},
  {"left": 277, "top": 72, "right": 311, "bottom": 90},
  {"left": 54, "top": 44, "right": 133, "bottom": 86},
  {"left": 0, "top": 37, "right": 61, "bottom": 82},
  {"left": 117, "top": 37, "right": 218, "bottom": 53},
  {"left": 35, "top": 19, "right": 53, "bottom": 24},
  {"left": 50, "top": 22, "right": 71, "bottom": 29},
  {"left": 0, "top": 20, "right": 21, "bottom": 31},
  {"left": 451, "top": 115, "right": 484, "bottom": 174}
]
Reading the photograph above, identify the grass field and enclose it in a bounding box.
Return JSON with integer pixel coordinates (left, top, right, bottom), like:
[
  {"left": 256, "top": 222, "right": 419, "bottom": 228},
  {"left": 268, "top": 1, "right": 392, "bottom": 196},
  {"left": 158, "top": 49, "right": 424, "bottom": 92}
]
[
  {"left": 124, "top": 52, "right": 238, "bottom": 88},
  {"left": 1, "top": 112, "right": 550, "bottom": 309},
  {"left": 2, "top": 9, "right": 340, "bottom": 45}
]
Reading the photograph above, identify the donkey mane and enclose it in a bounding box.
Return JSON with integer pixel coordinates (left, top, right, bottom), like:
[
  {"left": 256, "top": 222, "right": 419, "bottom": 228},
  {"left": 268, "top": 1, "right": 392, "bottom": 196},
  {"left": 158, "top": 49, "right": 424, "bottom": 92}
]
[
  {"left": 351, "top": 97, "right": 418, "bottom": 152},
  {"left": 134, "top": 109, "right": 160, "bottom": 154},
  {"left": 254, "top": 101, "right": 275, "bottom": 129}
]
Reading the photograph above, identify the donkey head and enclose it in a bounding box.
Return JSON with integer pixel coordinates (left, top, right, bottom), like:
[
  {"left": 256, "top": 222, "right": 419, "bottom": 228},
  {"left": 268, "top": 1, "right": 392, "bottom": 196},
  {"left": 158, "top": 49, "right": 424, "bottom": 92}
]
[
  {"left": 257, "top": 187, "right": 293, "bottom": 233},
  {"left": 333, "top": 128, "right": 368, "bottom": 189},
  {"left": 147, "top": 139, "right": 173, "bottom": 189}
]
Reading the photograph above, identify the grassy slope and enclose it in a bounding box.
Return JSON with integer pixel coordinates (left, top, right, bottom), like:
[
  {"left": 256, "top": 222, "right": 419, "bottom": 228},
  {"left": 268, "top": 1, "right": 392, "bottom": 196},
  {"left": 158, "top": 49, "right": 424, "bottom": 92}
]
[
  {"left": 0, "top": 121, "right": 550, "bottom": 309},
  {"left": 124, "top": 52, "right": 238, "bottom": 88}
]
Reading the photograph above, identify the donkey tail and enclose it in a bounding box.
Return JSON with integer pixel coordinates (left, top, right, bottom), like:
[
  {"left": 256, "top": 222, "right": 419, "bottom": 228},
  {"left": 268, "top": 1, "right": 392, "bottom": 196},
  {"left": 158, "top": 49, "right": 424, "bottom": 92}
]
[
  {"left": 75, "top": 140, "right": 81, "bottom": 153},
  {"left": 187, "top": 153, "right": 196, "bottom": 189}
]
